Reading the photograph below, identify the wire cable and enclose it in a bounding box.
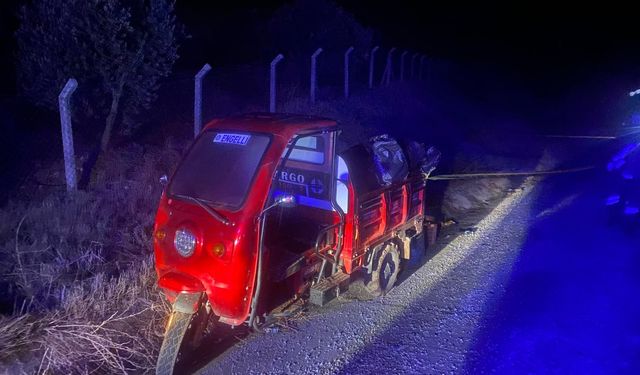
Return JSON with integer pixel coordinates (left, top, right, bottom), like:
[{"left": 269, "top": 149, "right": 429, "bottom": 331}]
[{"left": 427, "top": 165, "right": 595, "bottom": 180}]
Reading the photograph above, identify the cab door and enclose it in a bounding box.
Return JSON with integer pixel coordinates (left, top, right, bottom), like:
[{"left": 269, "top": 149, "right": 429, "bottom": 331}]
[{"left": 264, "top": 132, "right": 340, "bottom": 278}]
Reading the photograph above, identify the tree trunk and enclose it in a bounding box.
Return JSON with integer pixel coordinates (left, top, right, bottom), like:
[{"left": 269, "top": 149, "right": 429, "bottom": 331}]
[{"left": 100, "top": 88, "right": 122, "bottom": 151}]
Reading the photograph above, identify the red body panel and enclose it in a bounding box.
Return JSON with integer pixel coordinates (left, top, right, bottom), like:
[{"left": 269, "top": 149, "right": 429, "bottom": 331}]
[
  {"left": 340, "top": 178, "right": 426, "bottom": 273},
  {"left": 154, "top": 113, "right": 426, "bottom": 325}
]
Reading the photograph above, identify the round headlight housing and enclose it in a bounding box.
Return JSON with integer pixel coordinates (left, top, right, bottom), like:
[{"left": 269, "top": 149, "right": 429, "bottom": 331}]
[{"left": 174, "top": 228, "right": 196, "bottom": 257}]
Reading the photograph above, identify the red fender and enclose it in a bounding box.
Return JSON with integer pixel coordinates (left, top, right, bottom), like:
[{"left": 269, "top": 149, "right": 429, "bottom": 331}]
[{"left": 158, "top": 272, "right": 206, "bottom": 306}]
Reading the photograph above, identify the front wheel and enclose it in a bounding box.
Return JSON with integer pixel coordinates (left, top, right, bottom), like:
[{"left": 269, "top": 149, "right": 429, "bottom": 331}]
[{"left": 156, "top": 311, "right": 193, "bottom": 375}]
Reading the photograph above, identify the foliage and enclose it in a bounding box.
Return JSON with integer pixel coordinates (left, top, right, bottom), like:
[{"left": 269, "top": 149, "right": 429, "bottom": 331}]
[{"left": 15, "top": 0, "right": 181, "bottom": 149}]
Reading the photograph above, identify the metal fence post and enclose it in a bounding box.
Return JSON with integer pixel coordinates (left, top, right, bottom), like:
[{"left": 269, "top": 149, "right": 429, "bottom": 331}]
[
  {"left": 381, "top": 47, "right": 396, "bottom": 86},
  {"left": 400, "top": 50, "right": 408, "bottom": 81},
  {"left": 58, "top": 78, "right": 78, "bottom": 193},
  {"left": 344, "top": 46, "right": 354, "bottom": 98},
  {"left": 368, "top": 46, "right": 379, "bottom": 89},
  {"left": 310, "top": 48, "right": 323, "bottom": 104},
  {"left": 410, "top": 53, "right": 419, "bottom": 79},
  {"left": 419, "top": 54, "right": 427, "bottom": 80},
  {"left": 194, "top": 63, "right": 212, "bottom": 138},
  {"left": 270, "top": 54, "right": 284, "bottom": 113}
]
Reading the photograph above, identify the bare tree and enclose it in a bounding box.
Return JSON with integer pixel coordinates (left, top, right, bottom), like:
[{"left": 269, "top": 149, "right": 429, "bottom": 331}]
[{"left": 16, "top": 0, "right": 181, "bottom": 151}]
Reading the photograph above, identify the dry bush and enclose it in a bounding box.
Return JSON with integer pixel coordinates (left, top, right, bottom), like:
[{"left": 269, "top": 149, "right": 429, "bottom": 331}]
[
  {"left": 36, "top": 257, "right": 169, "bottom": 374},
  {"left": 0, "top": 139, "right": 183, "bottom": 373},
  {"left": 0, "top": 138, "right": 184, "bottom": 302},
  {"left": 0, "top": 314, "right": 37, "bottom": 361},
  {"left": 0, "top": 258, "right": 169, "bottom": 374}
]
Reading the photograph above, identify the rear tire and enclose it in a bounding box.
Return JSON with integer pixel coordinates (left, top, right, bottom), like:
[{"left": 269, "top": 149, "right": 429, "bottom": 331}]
[{"left": 366, "top": 242, "right": 401, "bottom": 297}]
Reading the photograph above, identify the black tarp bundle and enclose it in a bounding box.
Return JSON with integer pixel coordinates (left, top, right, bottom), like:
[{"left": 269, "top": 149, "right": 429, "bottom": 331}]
[
  {"left": 402, "top": 140, "right": 441, "bottom": 178},
  {"left": 369, "top": 134, "right": 409, "bottom": 186},
  {"left": 341, "top": 134, "right": 441, "bottom": 193}
]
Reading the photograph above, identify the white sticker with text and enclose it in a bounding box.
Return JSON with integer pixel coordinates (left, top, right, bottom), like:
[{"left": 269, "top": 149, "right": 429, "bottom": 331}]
[{"left": 213, "top": 133, "right": 251, "bottom": 145}]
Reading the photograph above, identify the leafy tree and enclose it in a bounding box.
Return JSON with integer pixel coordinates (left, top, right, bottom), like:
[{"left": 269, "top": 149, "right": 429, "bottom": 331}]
[{"left": 16, "top": 0, "right": 181, "bottom": 151}]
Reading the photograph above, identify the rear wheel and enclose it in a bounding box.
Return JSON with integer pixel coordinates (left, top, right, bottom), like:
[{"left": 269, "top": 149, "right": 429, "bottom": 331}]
[{"left": 366, "top": 242, "right": 400, "bottom": 297}]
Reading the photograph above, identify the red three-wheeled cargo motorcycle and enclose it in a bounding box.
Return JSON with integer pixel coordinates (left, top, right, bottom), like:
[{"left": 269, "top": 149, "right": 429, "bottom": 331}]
[{"left": 153, "top": 114, "right": 439, "bottom": 374}]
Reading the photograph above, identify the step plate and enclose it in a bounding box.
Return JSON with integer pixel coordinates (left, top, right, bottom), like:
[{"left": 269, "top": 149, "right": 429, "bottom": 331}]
[{"left": 309, "top": 272, "right": 350, "bottom": 306}]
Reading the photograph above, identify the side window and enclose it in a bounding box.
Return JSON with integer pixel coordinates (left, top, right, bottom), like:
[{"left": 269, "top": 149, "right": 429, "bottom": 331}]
[
  {"left": 288, "top": 136, "right": 325, "bottom": 165},
  {"left": 335, "top": 156, "right": 349, "bottom": 213},
  {"left": 275, "top": 134, "right": 332, "bottom": 210}
]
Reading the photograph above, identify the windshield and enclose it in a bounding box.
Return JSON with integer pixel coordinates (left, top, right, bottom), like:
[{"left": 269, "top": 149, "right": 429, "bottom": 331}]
[{"left": 169, "top": 130, "right": 271, "bottom": 209}]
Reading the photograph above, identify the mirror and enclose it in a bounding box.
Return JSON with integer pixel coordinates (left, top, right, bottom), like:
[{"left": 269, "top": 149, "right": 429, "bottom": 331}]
[
  {"left": 275, "top": 194, "right": 296, "bottom": 208},
  {"left": 159, "top": 174, "right": 168, "bottom": 186}
]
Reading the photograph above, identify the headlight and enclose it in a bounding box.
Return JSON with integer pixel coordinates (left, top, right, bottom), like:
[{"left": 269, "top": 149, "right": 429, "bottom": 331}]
[{"left": 174, "top": 228, "right": 196, "bottom": 257}]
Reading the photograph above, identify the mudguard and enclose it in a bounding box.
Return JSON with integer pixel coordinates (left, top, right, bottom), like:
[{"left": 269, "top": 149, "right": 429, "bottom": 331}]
[
  {"left": 173, "top": 292, "right": 204, "bottom": 314},
  {"left": 158, "top": 272, "right": 206, "bottom": 310}
]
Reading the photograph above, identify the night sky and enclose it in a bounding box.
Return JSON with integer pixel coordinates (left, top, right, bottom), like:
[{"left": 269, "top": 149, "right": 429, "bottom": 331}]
[{"left": 1, "top": 1, "right": 639, "bottom": 95}]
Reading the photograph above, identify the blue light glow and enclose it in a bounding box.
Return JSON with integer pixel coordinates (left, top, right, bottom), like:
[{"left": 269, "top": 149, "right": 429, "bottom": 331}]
[
  {"left": 605, "top": 195, "right": 621, "bottom": 205},
  {"left": 622, "top": 171, "right": 634, "bottom": 180}
]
